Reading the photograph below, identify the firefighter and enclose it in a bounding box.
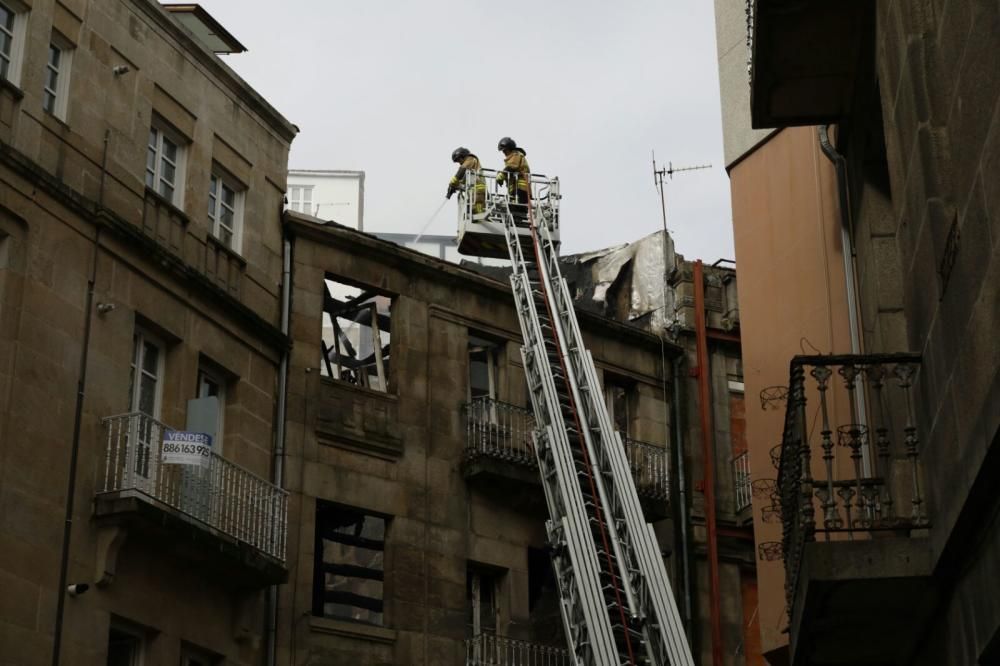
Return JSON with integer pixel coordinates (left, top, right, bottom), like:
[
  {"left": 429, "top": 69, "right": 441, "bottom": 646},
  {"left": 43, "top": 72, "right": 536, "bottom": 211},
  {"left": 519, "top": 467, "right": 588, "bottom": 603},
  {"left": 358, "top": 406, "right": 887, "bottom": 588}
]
[
  {"left": 446, "top": 147, "right": 486, "bottom": 214},
  {"left": 495, "top": 136, "right": 531, "bottom": 205}
]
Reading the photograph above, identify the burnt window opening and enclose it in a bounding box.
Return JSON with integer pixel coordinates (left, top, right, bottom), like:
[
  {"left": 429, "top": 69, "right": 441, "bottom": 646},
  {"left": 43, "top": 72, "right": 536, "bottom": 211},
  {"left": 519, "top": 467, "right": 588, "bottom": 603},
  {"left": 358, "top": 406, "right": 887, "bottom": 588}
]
[
  {"left": 320, "top": 276, "right": 392, "bottom": 392},
  {"left": 467, "top": 564, "right": 503, "bottom": 638},
  {"left": 603, "top": 374, "right": 634, "bottom": 438},
  {"left": 312, "top": 501, "right": 387, "bottom": 626}
]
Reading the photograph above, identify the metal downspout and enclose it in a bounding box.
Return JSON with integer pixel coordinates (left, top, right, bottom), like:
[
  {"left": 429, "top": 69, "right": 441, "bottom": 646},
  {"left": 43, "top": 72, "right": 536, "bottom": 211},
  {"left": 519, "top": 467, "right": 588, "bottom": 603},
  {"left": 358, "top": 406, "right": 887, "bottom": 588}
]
[
  {"left": 693, "top": 260, "right": 724, "bottom": 666},
  {"left": 671, "top": 351, "right": 694, "bottom": 643},
  {"left": 266, "top": 232, "right": 292, "bottom": 666},
  {"left": 817, "top": 125, "right": 863, "bottom": 358}
]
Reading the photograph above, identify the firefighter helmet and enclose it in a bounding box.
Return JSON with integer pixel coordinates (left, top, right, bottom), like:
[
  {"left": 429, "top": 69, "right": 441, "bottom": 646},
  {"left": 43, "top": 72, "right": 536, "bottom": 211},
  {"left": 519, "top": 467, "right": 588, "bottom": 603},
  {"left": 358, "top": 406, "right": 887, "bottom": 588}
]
[
  {"left": 451, "top": 146, "right": 470, "bottom": 163},
  {"left": 497, "top": 137, "right": 517, "bottom": 152}
]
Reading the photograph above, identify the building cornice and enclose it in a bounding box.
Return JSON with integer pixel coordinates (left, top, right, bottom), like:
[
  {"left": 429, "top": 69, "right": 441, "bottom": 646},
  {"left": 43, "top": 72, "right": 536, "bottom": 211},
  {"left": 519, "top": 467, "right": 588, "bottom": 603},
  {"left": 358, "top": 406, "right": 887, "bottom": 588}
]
[
  {"left": 284, "top": 213, "right": 682, "bottom": 355},
  {"left": 0, "top": 140, "right": 290, "bottom": 351}
]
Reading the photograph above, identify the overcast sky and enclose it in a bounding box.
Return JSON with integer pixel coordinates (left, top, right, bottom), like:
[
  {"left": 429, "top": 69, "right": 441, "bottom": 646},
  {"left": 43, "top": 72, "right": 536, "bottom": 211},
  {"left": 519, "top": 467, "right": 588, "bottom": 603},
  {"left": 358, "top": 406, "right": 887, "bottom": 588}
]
[{"left": 204, "top": 0, "right": 734, "bottom": 261}]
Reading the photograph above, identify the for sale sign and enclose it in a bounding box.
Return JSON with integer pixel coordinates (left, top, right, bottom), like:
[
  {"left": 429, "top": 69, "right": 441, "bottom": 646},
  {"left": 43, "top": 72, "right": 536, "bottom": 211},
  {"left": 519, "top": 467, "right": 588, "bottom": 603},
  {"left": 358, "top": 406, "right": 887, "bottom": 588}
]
[{"left": 162, "top": 431, "right": 212, "bottom": 467}]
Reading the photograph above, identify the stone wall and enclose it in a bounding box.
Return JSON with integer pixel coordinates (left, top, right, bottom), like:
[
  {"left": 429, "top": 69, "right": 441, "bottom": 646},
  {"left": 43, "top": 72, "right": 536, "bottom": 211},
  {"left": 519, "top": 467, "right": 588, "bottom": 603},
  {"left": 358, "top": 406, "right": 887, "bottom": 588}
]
[
  {"left": 0, "top": 1, "right": 293, "bottom": 663},
  {"left": 866, "top": 1, "right": 1000, "bottom": 662},
  {"left": 281, "top": 219, "right": 675, "bottom": 665}
]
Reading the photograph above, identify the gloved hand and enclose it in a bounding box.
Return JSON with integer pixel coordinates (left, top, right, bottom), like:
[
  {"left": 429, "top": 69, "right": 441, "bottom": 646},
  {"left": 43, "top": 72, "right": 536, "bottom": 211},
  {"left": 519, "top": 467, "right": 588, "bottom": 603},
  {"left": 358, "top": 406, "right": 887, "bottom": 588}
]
[
  {"left": 495, "top": 174, "right": 506, "bottom": 187},
  {"left": 446, "top": 185, "right": 455, "bottom": 199}
]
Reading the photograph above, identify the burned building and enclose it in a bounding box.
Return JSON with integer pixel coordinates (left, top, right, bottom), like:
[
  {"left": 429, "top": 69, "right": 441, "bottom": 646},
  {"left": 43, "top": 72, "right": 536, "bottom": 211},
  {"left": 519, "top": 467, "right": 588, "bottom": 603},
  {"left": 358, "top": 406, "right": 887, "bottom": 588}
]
[{"left": 276, "top": 213, "right": 680, "bottom": 664}]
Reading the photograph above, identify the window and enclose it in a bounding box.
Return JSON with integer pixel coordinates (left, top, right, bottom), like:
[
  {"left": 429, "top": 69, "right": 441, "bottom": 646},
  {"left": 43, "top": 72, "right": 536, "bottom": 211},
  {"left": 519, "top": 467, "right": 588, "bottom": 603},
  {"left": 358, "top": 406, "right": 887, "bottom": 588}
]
[
  {"left": 320, "top": 276, "right": 392, "bottom": 392},
  {"left": 468, "top": 334, "right": 500, "bottom": 402},
  {"left": 106, "top": 626, "right": 142, "bottom": 666},
  {"left": 466, "top": 567, "right": 501, "bottom": 638},
  {"left": 208, "top": 171, "right": 244, "bottom": 252},
  {"left": 604, "top": 377, "right": 632, "bottom": 437},
  {"left": 0, "top": 1, "right": 26, "bottom": 86},
  {"left": 288, "top": 185, "right": 313, "bottom": 214},
  {"left": 197, "top": 366, "right": 226, "bottom": 443},
  {"left": 42, "top": 35, "right": 72, "bottom": 119},
  {"left": 129, "top": 330, "right": 164, "bottom": 419},
  {"left": 312, "top": 502, "right": 386, "bottom": 625},
  {"left": 128, "top": 330, "right": 164, "bottom": 480},
  {"left": 146, "top": 123, "right": 185, "bottom": 205}
]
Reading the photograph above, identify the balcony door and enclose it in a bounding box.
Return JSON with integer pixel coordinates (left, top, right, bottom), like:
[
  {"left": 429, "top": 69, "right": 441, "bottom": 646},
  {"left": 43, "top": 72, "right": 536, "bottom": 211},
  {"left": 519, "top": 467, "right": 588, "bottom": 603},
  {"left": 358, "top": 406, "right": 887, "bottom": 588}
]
[{"left": 127, "top": 330, "right": 164, "bottom": 488}]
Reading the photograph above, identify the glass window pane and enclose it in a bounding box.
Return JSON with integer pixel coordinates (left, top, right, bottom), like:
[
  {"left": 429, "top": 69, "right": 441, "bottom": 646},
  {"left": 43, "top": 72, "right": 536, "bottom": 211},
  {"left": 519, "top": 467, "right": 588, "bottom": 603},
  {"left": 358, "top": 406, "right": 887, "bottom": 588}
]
[
  {"left": 209, "top": 175, "right": 217, "bottom": 196},
  {"left": 221, "top": 207, "right": 234, "bottom": 228},
  {"left": 141, "top": 341, "right": 159, "bottom": 375},
  {"left": 159, "top": 182, "right": 174, "bottom": 201},
  {"left": 0, "top": 6, "right": 13, "bottom": 32},
  {"left": 48, "top": 45, "right": 60, "bottom": 68},
  {"left": 148, "top": 128, "right": 158, "bottom": 150},
  {"left": 218, "top": 227, "right": 232, "bottom": 247},
  {"left": 161, "top": 160, "right": 175, "bottom": 185},
  {"left": 43, "top": 91, "right": 55, "bottom": 113},
  {"left": 221, "top": 183, "right": 235, "bottom": 207},
  {"left": 162, "top": 136, "right": 177, "bottom": 162},
  {"left": 0, "top": 32, "right": 11, "bottom": 59},
  {"left": 138, "top": 375, "right": 156, "bottom": 415}
]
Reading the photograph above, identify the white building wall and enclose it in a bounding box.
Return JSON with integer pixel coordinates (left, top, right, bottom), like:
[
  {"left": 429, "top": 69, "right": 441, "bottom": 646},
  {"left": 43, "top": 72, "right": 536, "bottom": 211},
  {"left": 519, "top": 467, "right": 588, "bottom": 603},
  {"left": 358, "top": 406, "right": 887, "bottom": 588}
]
[{"left": 287, "top": 170, "right": 365, "bottom": 230}]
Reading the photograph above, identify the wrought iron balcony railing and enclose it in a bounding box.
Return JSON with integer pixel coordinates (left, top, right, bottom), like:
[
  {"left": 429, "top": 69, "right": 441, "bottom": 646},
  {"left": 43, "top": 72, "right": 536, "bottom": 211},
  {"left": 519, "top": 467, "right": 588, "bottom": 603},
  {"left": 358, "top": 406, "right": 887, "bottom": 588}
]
[
  {"left": 463, "top": 397, "right": 670, "bottom": 501},
  {"left": 465, "top": 634, "right": 570, "bottom": 666},
  {"left": 99, "top": 412, "right": 288, "bottom": 561},
  {"left": 733, "top": 451, "right": 752, "bottom": 511},
  {"left": 777, "top": 354, "right": 927, "bottom": 612},
  {"left": 464, "top": 397, "right": 536, "bottom": 466},
  {"left": 622, "top": 436, "right": 670, "bottom": 502}
]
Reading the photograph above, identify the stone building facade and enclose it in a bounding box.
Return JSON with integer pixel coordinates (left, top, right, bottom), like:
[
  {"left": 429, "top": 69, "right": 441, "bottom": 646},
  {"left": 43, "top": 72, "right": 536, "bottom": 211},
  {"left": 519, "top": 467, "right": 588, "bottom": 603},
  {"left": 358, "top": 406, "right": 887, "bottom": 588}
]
[
  {"left": 717, "top": 0, "right": 1000, "bottom": 663},
  {"left": 0, "top": 1, "right": 295, "bottom": 663},
  {"left": 276, "top": 213, "right": 679, "bottom": 664}
]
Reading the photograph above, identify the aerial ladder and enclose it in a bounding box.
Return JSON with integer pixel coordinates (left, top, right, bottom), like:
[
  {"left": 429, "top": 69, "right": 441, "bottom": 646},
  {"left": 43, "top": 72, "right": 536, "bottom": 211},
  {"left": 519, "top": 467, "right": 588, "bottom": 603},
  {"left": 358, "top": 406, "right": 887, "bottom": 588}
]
[{"left": 457, "top": 171, "right": 695, "bottom": 666}]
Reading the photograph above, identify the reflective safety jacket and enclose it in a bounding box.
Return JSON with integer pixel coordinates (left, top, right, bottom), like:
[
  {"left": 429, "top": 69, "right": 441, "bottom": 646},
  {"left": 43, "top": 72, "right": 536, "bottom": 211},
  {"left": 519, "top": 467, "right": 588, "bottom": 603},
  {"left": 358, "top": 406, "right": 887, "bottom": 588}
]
[
  {"left": 496, "top": 148, "right": 530, "bottom": 195},
  {"left": 450, "top": 155, "right": 485, "bottom": 191}
]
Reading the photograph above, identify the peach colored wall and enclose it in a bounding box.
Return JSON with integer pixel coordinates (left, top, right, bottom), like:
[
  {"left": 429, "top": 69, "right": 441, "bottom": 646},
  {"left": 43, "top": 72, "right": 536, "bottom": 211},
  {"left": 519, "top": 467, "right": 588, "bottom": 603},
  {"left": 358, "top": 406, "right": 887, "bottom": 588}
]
[{"left": 728, "top": 126, "right": 853, "bottom": 658}]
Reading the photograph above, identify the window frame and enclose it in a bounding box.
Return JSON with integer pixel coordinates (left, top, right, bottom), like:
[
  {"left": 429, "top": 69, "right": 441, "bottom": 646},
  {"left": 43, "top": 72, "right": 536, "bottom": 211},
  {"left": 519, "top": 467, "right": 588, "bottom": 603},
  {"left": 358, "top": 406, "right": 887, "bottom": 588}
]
[
  {"left": 129, "top": 329, "right": 165, "bottom": 419},
  {"left": 146, "top": 121, "right": 187, "bottom": 207},
  {"left": 207, "top": 168, "right": 245, "bottom": 253},
  {"left": 42, "top": 33, "right": 72, "bottom": 120},
  {"left": 467, "top": 335, "right": 501, "bottom": 403},
  {"left": 603, "top": 376, "right": 633, "bottom": 439},
  {"left": 288, "top": 185, "right": 314, "bottom": 214},
  {"left": 0, "top": 0, "right": 27, "bottom": 87},
  {"left": 312, "top": 501, "right": 388, "bottom": 626},
  {"left": 196, "top": 365, "right": 227, "bottom": 446}
]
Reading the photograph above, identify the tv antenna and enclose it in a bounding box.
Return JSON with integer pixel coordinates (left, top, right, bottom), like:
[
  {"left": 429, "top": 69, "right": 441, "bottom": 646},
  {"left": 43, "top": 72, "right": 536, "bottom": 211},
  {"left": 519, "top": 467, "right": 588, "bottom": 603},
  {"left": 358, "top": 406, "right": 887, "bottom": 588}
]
[{"left": 652, "top": 151, "right": 711, "bottom": 233}]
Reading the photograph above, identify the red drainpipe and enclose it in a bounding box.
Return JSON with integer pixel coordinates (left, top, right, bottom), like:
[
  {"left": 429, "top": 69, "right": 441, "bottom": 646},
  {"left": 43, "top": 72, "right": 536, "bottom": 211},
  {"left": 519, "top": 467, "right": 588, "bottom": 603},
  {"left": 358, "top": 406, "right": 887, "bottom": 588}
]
[{"left": 694, "top": 260, "right": 724, "bottom": 666}]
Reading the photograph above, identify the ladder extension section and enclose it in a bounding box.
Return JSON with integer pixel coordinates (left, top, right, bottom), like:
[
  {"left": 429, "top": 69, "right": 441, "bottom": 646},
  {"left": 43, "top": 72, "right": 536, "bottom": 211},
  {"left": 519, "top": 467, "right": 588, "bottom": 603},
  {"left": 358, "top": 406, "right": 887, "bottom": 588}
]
[{"left": 493, "top": 188, "right": 694, "bottom": 666}]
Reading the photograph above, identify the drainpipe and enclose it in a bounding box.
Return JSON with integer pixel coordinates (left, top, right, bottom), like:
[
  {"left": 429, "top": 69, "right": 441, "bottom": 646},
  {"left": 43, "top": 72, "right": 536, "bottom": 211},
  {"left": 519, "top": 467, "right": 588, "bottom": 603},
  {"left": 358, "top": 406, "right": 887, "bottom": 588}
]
[
  {"left": 51, "top": 130, "right": 110, "bottom": 666},
  {"left": 671, "top": 351, "right": 694, "bottom": 643},
  {"left": 693, "top": 260, "right": 724, "bottom": 666},
  {"left": 817, "top": 125, "right": 863, "bottom": 358},
  {"left": 266, "top": 231, "right": 292, "bottom": 666}
]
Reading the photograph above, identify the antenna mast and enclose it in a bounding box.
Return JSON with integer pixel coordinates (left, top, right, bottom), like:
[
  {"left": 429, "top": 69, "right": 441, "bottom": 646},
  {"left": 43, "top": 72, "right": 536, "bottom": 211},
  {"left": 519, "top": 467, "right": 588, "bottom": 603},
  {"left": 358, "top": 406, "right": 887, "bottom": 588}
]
[{"left": 651, "top": 151, "right": 712, "bottom": 234}]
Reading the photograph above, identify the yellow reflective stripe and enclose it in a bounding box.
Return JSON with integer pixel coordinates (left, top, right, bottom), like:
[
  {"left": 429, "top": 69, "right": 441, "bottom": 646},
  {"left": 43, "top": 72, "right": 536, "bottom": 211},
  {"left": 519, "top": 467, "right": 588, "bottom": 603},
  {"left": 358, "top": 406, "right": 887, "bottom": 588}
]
[{"left": 449, "top": 176, "right": 460, "bottom": 185}]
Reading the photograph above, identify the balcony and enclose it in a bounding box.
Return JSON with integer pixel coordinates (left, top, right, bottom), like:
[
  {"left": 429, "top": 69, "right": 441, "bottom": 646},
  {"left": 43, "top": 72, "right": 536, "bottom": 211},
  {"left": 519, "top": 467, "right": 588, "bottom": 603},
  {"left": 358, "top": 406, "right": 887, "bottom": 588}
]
[
  {"left": 777, "top": 354, "right": 935, "bottom": 666},
  {"left": 94, "top": 412, "right": 288, "bottom": 585},
  {"left": 461, "top": 398, "right": 670, "bottom": 517},
  {"left": 465, "top": 634, "right": 570, "bottom": 666},
  {"left": 748, "top": 0, "right": 873, "bottom": 128}
]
